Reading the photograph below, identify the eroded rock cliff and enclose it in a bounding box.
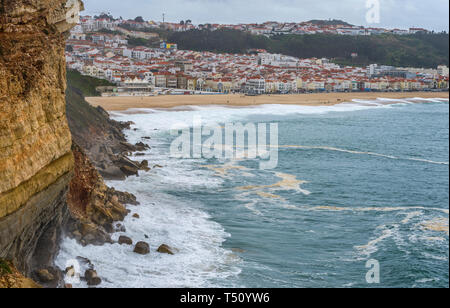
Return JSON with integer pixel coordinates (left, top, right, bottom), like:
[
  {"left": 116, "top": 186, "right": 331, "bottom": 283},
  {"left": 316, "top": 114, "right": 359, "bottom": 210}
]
[
  {"left": 65, "top": 75, "right": 151, "bottom": 180},
  {"left": 0, "top": 0, "right": 83, "bottom": 279},
  {"left": 66, "top": 143, "right": 137, "bottom": 246}
]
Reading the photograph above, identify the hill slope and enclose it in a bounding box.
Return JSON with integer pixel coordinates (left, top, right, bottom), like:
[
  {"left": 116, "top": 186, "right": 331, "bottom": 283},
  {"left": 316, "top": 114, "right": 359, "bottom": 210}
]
[{"left": 167, "top": 29, "right": 449, "bottom": 68}]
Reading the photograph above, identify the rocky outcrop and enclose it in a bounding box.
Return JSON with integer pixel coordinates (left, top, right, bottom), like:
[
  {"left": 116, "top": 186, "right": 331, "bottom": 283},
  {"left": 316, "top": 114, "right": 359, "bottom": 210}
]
[
  {"left": 134, "top": 242, "right": 150, "bottom": 255},
  {"left": 157, "top": 244, "right": 176, "bottom": 255},
  {"left": 0, "top": 0, "right": 82, "bottom": 281},
  {"left": 84, "top": 269, "right": 101, "bottom": 286},
  {"left": 66, "top": 83, "right": 150, "bottom": 180},
  {"left": 118, "top": 236, "right": 133, "bottom": 246},
  {"left": 0, "top": 261, "right": 41, "bottom": 289},
  {"left": 66, "top": 144, "right": 138, "bottom": 246}
]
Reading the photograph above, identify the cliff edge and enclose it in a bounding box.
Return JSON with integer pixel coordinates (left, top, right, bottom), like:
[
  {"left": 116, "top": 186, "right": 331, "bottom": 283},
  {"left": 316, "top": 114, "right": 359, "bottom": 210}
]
[{"left": 0, "top": 0, "right": 83, "bottom": 282}]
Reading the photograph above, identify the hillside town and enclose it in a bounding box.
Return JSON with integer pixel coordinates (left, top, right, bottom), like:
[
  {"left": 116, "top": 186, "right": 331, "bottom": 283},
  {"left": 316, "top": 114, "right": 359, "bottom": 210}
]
[
  {"left": 78, "top": 14, "right": 434, "bottom": 36},
  {"left": 65, "top": 15, "right": 449, "bottom": 97}
]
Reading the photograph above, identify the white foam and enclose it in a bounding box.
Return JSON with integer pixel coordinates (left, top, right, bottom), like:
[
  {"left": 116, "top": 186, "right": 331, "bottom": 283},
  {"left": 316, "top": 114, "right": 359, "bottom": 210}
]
[
  {"left": 355, "top": 225, "right": 397, "bottom": 257},
  {"left": 56, "top": 187, "right": 241, "bottom": 288},
  {"left": 401, "top": 211, "right": 423, "bottom": 224},
  {"left": 56, "top": 114, "right": 242, "bottom": 288},
  {"left": 111, "top": 102, "right": 391, "bottom": 133},
  {"left": 413, "top": 98, "right": 449, "bottom": 103},
  {"left": 376, "top": 97, "right": 414, "bottom": 104},
  {"left": 277, "top": 145, "right": 449, "bottom": 166},
  {"left": 113, "top": 102, "right": 448, "bottom": 169}
]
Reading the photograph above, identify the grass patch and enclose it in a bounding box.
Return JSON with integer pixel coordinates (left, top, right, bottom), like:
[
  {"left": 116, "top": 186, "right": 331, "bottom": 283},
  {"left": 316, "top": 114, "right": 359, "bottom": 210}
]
[
  {"left": 66, "top": 69, "right": 114, "bottom": 97},
  {"left": 0, "top": 259, "right": 13, "bottom": 276}
]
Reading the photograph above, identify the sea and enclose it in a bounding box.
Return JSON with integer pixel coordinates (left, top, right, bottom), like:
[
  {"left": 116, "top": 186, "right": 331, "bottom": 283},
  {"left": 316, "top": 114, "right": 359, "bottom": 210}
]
[{"left": 56, "top": 97, "right": 449, "bottom": 288}]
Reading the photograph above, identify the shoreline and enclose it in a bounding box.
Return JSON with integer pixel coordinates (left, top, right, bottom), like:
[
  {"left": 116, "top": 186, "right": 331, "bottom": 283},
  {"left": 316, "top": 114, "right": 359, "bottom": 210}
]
[{"left": 86, "top": 92, "right": 449, "bottom": 111}]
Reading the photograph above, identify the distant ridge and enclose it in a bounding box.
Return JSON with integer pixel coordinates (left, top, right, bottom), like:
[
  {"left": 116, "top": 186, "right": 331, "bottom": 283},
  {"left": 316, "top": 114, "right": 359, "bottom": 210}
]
[
  {"left": 307, "top": 19, "right": 353, "bottom": 26},
  {"left": 168, "top": 30, "right": 449, "bottom": 68}
]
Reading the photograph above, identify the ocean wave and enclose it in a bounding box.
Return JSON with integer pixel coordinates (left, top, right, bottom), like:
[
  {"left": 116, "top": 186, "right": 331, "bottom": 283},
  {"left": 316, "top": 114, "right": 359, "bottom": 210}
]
[
  {"left": 56, "top": 187, "right": 242, "bottom": 288},
  {"left": 110, "top": 97, "right": 448, "bottom": 139},
  {"left": 276, "top": 145, "right": 449, "bottom": 166},
  {"left": 110, "top": 102, "right": 386, "bottom": 131},
  {"left": 56, "top": 123, "right": 241, "bottom": 288},
  {"left": 410, "top": 97, "right": 449, "bottom": 103},
  {"left": 354, "top": 225, "right": 397, "bottom": 257},
  {"left": 305, "top": 205, "right": 448, "bottom": 214}
]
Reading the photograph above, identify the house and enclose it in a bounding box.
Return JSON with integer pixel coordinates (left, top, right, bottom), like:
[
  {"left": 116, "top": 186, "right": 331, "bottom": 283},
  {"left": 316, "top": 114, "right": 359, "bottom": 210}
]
[
  {"left": 167, "top": 74, "right": 178, "bottom": 88},
  {"left": 177, "top": 74, "right": 188, "bottom": 89},
  {"left": 154, "top": 72, "right": 169, "bottom": 88},
  {"left": 246, "top": 78, "right": 266, "bottom": 94},
  {"left": 187, "top": 78, "right": 197, "bottom": 91}
]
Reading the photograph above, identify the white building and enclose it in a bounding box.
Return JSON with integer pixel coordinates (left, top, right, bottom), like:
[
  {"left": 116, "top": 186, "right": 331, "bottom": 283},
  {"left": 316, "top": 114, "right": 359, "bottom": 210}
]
[
  {"left": 437, "top": 65, "right": 449, "bottom": 77},
  {"left": 246, "top": 78, "right": 266, "bottom": 94},
  {"left": 123, "top": 47, "right": 154, "bottom": 60},
  {"left": 258, "top": 53, "right": 298, "bottom": 68}
]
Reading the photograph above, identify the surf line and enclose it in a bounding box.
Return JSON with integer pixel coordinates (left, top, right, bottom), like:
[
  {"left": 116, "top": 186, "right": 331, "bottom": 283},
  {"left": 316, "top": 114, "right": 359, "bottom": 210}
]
[{"left": 274, "top": 145, "right": 449, "bottom": 166}]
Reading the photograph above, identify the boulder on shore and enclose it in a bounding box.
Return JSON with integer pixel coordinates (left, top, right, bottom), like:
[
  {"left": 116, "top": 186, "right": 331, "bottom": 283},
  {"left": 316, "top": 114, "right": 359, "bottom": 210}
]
[
  {"left": 35, "top": 269, "right": 55, "bottom": 283},
  {"left": 135, "top": 142, "right": 150, "bottom": 151},
  {"left": 139, "top": 160, "right": 151, "bottom": 172},
  {"left": 120, "top": 165, "right": 139, "bottom": 177},
  {"left": 157, "top": 244, "right": 175, "bottom": 255},
  {"left": 118, "top": 236, "right": 133, "bottom": 246},
  {"left": 134, "top": 242, "right": 150, "bottom": 255},
  {"left": 85, "top": 269, "right": 102, "bottom": 286}
]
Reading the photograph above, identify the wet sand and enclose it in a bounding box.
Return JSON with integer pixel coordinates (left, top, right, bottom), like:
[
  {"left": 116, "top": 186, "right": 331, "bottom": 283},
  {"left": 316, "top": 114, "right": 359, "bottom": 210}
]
[{"left": 86, "top": 92, "right": 449, "bottom": 111}]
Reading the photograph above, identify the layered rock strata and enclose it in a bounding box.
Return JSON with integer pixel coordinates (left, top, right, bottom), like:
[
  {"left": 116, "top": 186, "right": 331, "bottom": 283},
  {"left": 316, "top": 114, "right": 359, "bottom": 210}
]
[{"left": 0, "top": 0, "right": 83, "bottom": 278}]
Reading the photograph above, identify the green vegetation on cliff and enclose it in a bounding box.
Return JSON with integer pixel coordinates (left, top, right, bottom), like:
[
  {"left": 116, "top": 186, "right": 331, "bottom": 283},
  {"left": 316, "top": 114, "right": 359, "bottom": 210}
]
[
  {"left": 65, "top": 69, "right": 144, "bottom": 182},
  {"left": 66, "top": 70, "right": 115, "bottom": 141},
  {"left": 66, "top": 70, "right": 114, "bottom": 97},
  {"left": 166, "top": 29, "right": 449, "bottom": 68},
  {"left": 0, "top": 259, "right": 12, "bottom": 276},
  {"left": 65, "top": 83, "right": 109, "bottom": 134},
  {"left": 66, "top": 69, "right": 121, "bottom": 150}
]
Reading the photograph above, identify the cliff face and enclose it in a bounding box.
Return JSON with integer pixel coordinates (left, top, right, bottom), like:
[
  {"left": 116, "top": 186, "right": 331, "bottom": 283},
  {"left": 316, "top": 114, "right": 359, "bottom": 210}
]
[
  {"left": 0, "top": 0, "right": 83, "bottom": 277},
  {"left": 66, "top": 82, "right": 135, "bottom": 180}
]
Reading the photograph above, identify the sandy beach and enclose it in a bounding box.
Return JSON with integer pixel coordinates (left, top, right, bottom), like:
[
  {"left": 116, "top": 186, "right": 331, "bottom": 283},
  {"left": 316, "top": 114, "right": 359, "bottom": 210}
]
[{"left": 86, "top": 92, "right": 449, "bottom": 111}]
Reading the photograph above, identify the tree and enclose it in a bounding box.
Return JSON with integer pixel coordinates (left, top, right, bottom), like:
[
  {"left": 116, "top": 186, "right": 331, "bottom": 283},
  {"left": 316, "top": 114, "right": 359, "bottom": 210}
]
[
  {"left": 98, "top": 13, "right": 113, "bottom": 20},
  {"left": 180, "top": 20, "right": 185, "bottom": 25},
  {"left": 134, "top": 16, "right": 145, "bottom": 23}
]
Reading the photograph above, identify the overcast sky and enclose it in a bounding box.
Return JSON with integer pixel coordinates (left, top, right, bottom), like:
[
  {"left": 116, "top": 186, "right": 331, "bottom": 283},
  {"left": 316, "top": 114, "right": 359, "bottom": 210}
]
[{"left": 83, "top": 0, "right": 449, "bottom": 31}]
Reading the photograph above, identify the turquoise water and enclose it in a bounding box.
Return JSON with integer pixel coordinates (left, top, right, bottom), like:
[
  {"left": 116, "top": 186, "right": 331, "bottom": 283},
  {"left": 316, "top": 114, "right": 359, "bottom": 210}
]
[
  {"left": 57, "top": 98, "right": 449, "bottom": 288},
  {"left": 203, "top": 100, "right": 449, "bottom": 288}
]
